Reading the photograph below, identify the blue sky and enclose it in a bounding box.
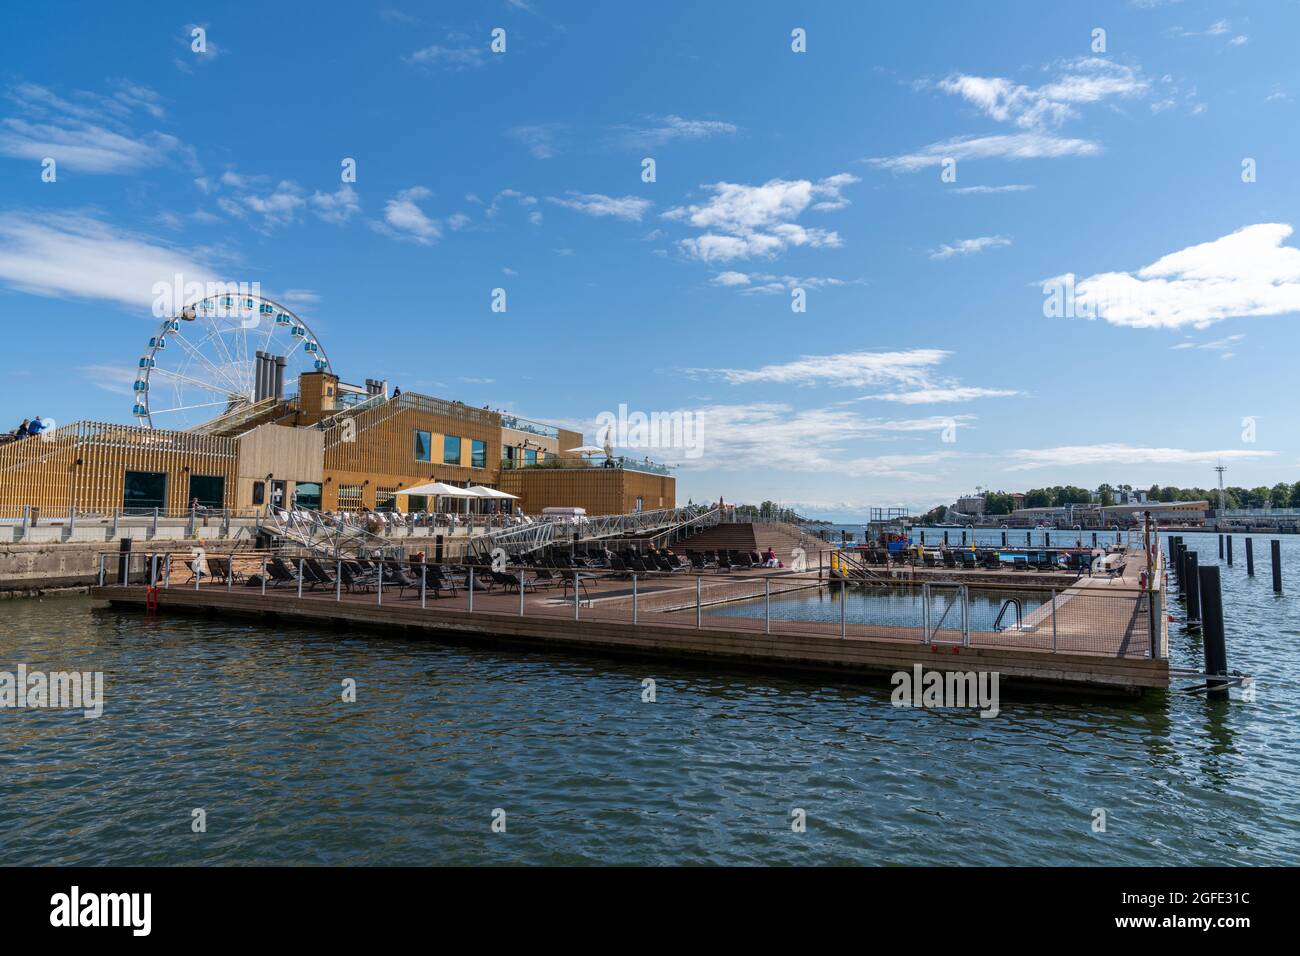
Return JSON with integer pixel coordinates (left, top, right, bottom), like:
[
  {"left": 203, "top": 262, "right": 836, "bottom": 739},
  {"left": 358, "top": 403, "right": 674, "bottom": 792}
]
[{"left": 1, "top": 0, "right": 1297, "bottom": 519}]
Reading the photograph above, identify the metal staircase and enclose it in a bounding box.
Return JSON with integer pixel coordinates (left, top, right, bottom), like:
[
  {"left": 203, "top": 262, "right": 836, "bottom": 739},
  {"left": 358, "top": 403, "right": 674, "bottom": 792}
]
[
  {"left": 469, "top": 505, "right": 726, "bottom": 559},
  {"left": 259, "top": 508, "right": 404, "bottom": 559}
]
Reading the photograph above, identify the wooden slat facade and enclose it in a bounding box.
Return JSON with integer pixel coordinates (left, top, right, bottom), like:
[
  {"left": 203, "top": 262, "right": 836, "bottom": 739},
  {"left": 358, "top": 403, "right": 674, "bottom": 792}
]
[
  {"left": 0, "top": 421, "right": 237, "bottom": 517},
  {"left": 321, "top": 393, "right": 502, "bottom": 510},
  {"left": 498, "top": 466, "right": 676, "bottom": 516}
]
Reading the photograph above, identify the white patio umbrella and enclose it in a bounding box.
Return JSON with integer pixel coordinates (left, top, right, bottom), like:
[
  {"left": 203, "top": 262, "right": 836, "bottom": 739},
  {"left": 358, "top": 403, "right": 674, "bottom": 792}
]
[
  {"left": 399, "top": 481, "right": 484, "bottom": 515},
  {"left": 468, "top": 486, "right": 519, "bottom": 499},
  {"left": 566, "top": 445, "right": 606, "bottom": 456},
  {"left": 468, "top": 485, "right": 519, "bottom": 515}
]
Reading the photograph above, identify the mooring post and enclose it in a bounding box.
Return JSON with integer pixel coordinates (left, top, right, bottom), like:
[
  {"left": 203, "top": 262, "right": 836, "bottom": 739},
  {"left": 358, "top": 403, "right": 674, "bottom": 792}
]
[
  {"left": 1227, "top": 535, "right": 1233, "bottom": 566},
  {"left": 1218, "top": 534, "right": 1224, "bottom": 560},
  {"left": 1091, "top": 531, "right": 1097, "bottom": 548},
  {"left": 521, "top": 572, "right": 527, "bottom": 617},
  {"left": 97, "top": 553, "right": 106, "bottom": 587},
  {"left": 1198, "top": 564, "right": 1229, "bottom": 700},
  {"left": 961, "top": 529, "right": 966, "bottom": 546},
  {"left": 920, "top": 530, "right": 925, "bottom": 545},
  {"left": 336, "top": 560, "right": 342, "bottom": 601},
  {"left": 261, "top": 557, "right": 267, "bottom": 595},
  {"left": 227, "top": 555, "right": 233, "bottom": 592},
  {"left": 420, "top": 561, "right": 427, "bottom": 608},
  {"left": 943, "top": 530, "right": 949, "bottom": 546},
  {"left": 696, "top": 576, "right": 702, "bottom": 628},
  {"left": 1246, "top": 538, "right": 1255, "bottom": 576},
  {"left": 468, "top": 570, "right": 474, "bottom": 612},
  {"left": 1045, "top": 531, "right": 1050, "bottom": 547},
  {"left": 1185, "top": 551, "right": 1201, "bottom": 626},
  {"left": 1026, "top": 531, "right": 1031, "bottom": 547},
  {"left": 632, "top": 574, "right": 638, "bottom": 625},
  {"left": 1001, "top": 531, "right": 1007, "bottom": 547},
  {"left": 164, "top": 553, "right": 171, "bottom": 588},
  {"left": 1272, "top": 540, "right": 1282, "bottom": 592},
  {"left": 117, "top": 537, "right": 131, "bottom": 586},
  {"left": 297, "top": 558, "right": 304, "bottom": 598}
]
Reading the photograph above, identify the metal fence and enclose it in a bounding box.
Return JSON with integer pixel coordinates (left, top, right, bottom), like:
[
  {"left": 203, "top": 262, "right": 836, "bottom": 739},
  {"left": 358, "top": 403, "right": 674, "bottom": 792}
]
[{"left": 98, "top": 553, "right": 1157, "bottom": 659}]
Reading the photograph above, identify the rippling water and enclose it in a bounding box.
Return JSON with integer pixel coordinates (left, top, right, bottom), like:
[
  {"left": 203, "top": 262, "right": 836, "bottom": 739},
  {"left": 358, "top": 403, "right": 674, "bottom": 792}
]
[{"left": 2, "top": 530, "right": 1298, "bottom": 866}]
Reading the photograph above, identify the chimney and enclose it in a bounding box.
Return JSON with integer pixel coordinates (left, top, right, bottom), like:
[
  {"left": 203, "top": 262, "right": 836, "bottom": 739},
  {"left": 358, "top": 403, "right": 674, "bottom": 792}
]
[
  {"left": 274, "top": 356, "right": 286, "bottom": 401},
  {"left": 254, "top": 351, "right": 267, "bottom": 402}
]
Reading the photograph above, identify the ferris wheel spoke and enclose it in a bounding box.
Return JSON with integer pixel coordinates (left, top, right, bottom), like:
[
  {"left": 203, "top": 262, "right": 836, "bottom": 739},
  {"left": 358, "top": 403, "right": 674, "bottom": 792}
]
[
  {"left": 168, "top": 328, "right": 248, "bottom": 396},
  {"left": 146, "top": 398, "right": 245, "bottom": 416},
  {"left": 150, "top": 365, "right": 243, "bottom": 397}
]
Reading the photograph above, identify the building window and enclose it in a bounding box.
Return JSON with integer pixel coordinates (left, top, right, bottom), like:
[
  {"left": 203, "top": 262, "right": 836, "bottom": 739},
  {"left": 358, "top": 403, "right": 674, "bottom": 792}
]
[
  {"left": 503, "top": 446, "right": 516, "bottom": 466},
  {"left": 187, "top": 475, "right": 225, "bottom": 510},
  {"left": 634, "top": 496, "right": 644, "bottom": 513},
  {"left": 376, "top": 487, "right": 397, "bottom": 512},
  {"left": 123, "top": 471, "right": 167, "bottom": 513},
  {"left": 295, "top": 482, "right": 322, "bottom": 510},
  {"left": 406, "top": 495, "right": 428, "bottom": 513},
  {"left": 524, "top": 448, "right": 537, "bottom": 465},
  {"left": 443, "top": 434, "right": 461, "bottom": 465},
  {"left": 472, "top": 439, "right": 487, "bottom": 469},
  {"left": 252, "top": 481, "right": 265, "bottom": 506},
  {"left": 337, "top": 484, "right": 363, "bottom": 511},
  {"left": 414, "top": 430, "right": 431, "bottom": 462}
]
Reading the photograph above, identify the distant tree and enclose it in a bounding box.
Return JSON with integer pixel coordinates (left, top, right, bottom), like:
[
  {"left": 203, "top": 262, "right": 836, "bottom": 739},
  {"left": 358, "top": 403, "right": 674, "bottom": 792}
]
[
  {"left": 1097, "top": 483, "right": 1115, "bottom": 507},
  {"left": 984, "top": 491, "right": 1013, "bottom": 515},
  {"left": 1055, "top": 486, "right": 1092, "bottom": 506},
  {"left": 1271, "top": 482, "right": 1292, "bottom": 509},
  {"left": 1024, "top": 488, "right": 1052, "bottom": 508}
]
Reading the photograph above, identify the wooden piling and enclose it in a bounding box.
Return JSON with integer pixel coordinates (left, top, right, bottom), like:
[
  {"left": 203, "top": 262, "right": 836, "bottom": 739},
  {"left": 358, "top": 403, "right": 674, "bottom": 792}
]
[
  {"left": 1246, "top": 538, "right": 1254, "bottom": 576},
  {"left": 1184, "top": 550, "right": 1201, "bottom": 626},
  {"left": 1198, "top": 565, "right": 1229, "bottom": 701},
  {"left": 1272, "top": 539, "right": 1283, "bottom": 593},
  {"left": 1227, "top": 535, "right": 1233, "bottom": 566}
]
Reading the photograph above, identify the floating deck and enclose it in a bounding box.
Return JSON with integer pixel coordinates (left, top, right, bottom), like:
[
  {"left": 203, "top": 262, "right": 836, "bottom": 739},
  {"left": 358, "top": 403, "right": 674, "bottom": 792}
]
[{"left": 92, "top": 554, "right": 1168, "bottom": 696}]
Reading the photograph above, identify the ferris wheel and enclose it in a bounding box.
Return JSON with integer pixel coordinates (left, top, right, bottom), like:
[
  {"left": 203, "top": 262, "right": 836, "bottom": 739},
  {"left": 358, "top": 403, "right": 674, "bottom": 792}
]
[{"left": 132, "top": 293, "right": 330, "bottom": 430}]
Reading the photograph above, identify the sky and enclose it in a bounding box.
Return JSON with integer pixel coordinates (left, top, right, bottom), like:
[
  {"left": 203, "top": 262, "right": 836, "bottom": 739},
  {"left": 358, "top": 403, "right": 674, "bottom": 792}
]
[{"left": 0, "top": 0, "right": 1297, "bottom": 520}]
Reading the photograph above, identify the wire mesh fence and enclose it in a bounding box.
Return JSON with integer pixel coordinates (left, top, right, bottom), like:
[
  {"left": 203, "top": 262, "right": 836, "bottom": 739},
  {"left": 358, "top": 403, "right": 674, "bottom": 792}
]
[{"left": 98, "top": 551, "right": 1157, "bottom": 660}]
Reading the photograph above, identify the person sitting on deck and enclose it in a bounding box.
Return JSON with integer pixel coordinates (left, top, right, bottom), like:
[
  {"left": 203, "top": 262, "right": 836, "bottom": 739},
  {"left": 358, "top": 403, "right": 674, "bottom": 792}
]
[{"left": 764, "top": 546, "right": 779, "bottom": 568}]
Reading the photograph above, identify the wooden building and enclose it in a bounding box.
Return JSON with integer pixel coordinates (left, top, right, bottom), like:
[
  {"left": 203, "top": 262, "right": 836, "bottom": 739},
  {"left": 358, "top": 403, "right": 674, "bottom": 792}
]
[{"left": 0, "top": 370, "right": 675, "bottom": 518}]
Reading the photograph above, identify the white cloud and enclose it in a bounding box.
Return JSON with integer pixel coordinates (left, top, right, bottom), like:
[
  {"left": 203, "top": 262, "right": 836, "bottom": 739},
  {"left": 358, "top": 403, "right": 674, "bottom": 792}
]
[
  {"left": 694, "top": 349, "right": 949, "bottom": 389},
  {"left": 1005, "top": 444, "right": 1275, "bottom": 471},
  {"left": 0, "top": 212, "right": 222, "bottom": 309},
  {"left": 709, "top": 271, "right": 853, "bottom": 295},
  {"left": 1050, "top": 223, "right": 1300, "bottom": 329},
  {"left": 547, "top": 192, "right": 653, "bottom": 222},
  {"left": 694, "top": 348, "right": 1020, "bottom": 407},
  {"left": 867, "top": 386, "right": 1021, "bottom": 404},
  {"left": 950, "top": 184, "right": 1034, "bottom": 194},
  {"left": 936, "top": 58, "right": 1149, "bottom": 129},
  {"left": 930, "top": 235, "right": 1011, "bottom": 260},
  {"left": 867, "top": 131, "right": 1100, "bottom": 172},
  {"left": 612, "top": 114, "right": 739, "bottom": 149},
  {"left": 309, "top": 185, "right": 361, "bottom": 223},
  {"left": 0, "top": 81, "right": 182, "bottom": 174},
  {"left": 406, "top": 40, "right": 487, "bottom": 70},
  {"left": 506, "top": 123, "right": 565, "bottom": 159},
  {"left": 379, "top": 186, "right": 442, "bottom": 244},
  {"left": 664, "top": 173, "right": 858, "bottom": 262}
]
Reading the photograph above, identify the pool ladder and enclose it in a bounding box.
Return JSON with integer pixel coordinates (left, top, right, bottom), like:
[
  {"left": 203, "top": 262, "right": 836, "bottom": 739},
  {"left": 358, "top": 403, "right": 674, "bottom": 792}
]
[{"left": 993, "top": 598, "right": 1023, "bottom": 633}]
